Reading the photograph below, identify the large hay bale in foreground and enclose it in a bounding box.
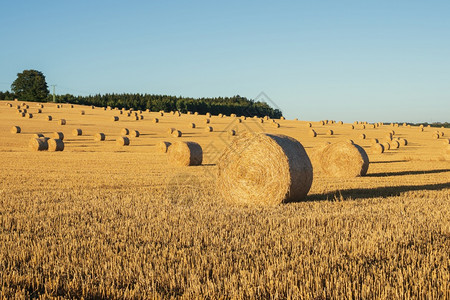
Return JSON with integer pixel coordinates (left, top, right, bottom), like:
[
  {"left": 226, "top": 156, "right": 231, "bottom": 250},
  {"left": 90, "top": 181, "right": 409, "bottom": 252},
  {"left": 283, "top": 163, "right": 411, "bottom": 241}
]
[
  {"left": 94, "top": 133, "right": 106, "bottom": 141},
  {"left": 52, "top": 132, "right": 64, "bottom": 140},
  {"left": 316, "top": 141, "right": 369, "bottom": 177},
  {"left": 72, "top": 129, "right": 82, "bottom": 136},
  {"left": 116, "top": 136, "right": 130, "bottom": 146},
  {"left": 217, "top": 133, "right": 313, "bottom": 205},
  {"left": 158, "top": 141, "right": 171, "bottom": 153},
  {"left": 10, "top": 126, "right": 21, "bottom": 134},
  {"left": 48, "top": 139, "right": 64, "bottom": 151},
  {"left": 29, "top": 138, "right": 48, "bottom": 151},
  {"left": 167, "top": 141, "right": 203, "bottom": 166}
]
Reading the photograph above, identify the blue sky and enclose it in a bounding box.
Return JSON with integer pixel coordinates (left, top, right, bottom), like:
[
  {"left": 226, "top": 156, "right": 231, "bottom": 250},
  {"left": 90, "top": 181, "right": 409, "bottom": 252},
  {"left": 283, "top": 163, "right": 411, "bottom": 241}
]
[{"left": 1, "top": 1, "right": 449, "bottom": 122}]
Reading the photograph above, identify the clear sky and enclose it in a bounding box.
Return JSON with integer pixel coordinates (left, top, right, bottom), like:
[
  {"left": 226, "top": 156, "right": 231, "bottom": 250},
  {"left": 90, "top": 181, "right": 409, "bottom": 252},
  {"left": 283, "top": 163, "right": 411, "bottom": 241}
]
[{"left": 1, "top": 0, "right": 449, "bottom": 123}]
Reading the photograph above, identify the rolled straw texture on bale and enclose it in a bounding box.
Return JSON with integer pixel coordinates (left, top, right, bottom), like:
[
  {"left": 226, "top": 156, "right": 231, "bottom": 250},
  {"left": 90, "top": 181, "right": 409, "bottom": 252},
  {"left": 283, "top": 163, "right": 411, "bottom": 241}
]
[
  {"left": 59, "top": 119, "right": 66, "bottom": 125},
  {"left": 112, "top": 116, "right": 119, "bottom": 121},
  {"left": 29, "top": 138, "right": 49, "bottom": 151},
  {"left": 121, "top": 128, "right": 129, "bottom": 135},
  {"left": 52, "top": 132, "right": 64, "bottom": 140},
  {"left": 94, "top": 133, "right": 106, "bottom": 141},
  {"left": 309, "top": 129, "right": 317, "bottom": 137},
  {"left": 158, "top": 141, "right": 171, "bottom": 153},
  {"left": 10, "top": 126, "right": 21, "bottom": 134},
  {"left": 131, "top": 130, "right": 140, "bottom": 137},
  {"left": 205, "top": 126, "right": 213, "bottom": 132},
  {"left": 116, "top": 136, "right": 130, "bottom": 146},
  {"left": 315, "top": 141, "right": 369, "bottom": 177},
  {"left": 72, "top": 129, "right": 82, "bottom": 136},
  {"left": 48, "top": 139, "right": 64, "bottom": 151},
  {"left": 167, "top": 141, "right": 203, "bottom": 166},
  {"left": 372, "top": 143, "right": 384, "bottom": 154},
  {"left": 216, "top": 133, "right": 313, "bottom": 206}
]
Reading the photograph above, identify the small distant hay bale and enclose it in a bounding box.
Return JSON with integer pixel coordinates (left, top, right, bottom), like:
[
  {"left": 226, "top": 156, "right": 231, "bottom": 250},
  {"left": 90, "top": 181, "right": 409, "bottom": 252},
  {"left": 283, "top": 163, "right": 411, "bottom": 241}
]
[
  {"left": 52, "top": 132, "right": 64, "bottom": 140},
  {"left": 187, "top": 111, "right": 192, "bottom": 115},
  {"left": 319, "top": 120, "right": 325, "bottom": 126},
  {"left": 121, "top": 128, "right": 129, "bottom": 135},
  {"left": 131, "top": 130, "right": 140, "bottom": 137},
  {"left": 427, "top": 125, "right": 431, "bottom": 127},
  {"left": 126, "top": 113, "right": 131, "bottom": 117},
  {"left": 72, "top": 129, "right": 82, "bottom": 136},
  {"left": 119, "top": 110, "right": 123, "bottom": 115},
  {"left": 194, "top": 112, "right": 199, "bottom": 116},
  {"left": 385, "top": 132, "right": 393, "bottom": 141},
  {"left": 372, "top": 143, "right": 384, "bottom": 154},
  {"left": 167, "top": 141, "right": 203, "bottom": 166},
  {"left": 159, "top": 111, "right": 164, "bottom": 116},
  {"left": 18, "top": 112, "right": 25, "bottom": 118},
  {"left": 259, "top": 118, "right": 264, "bottom": 123},
  {"left": 382, "top": 142, "right": 391, "bottom": 150},
  {"left": 116, "top": 136, "right": 130, "bottom": 146},
  {"left": 218, "top": 113, "right": 223, "bottom": 118},
  {"left": 37, "top": 109, "right": 42, "bottom": 113},
  {"left": 21, "top": 108, "right": 27, "bottom": 113},
  {"left": 80, "top": 110, "right": 85, "bottom": 115},
  {"left": 327, "top": 129, "right": 334, "bottom": 136},
  {"left": 419, "top": 124, "right": 424, "bottom": 128},
  {"left": 91, "top": 105, "right": 95, "bottom": 109},
  {"left": 70, "top": 104, "right": 74, "bottom": 108},
  {"left": 189, "top": 123, "right": 196, "bottom": 128},
  {"left": 306, "top": 122, "right": 312, "bottom": 127},
  {"left": 59, "top": 119, "right": 66, "bottom": 125},
  {"left": 29, "top": 138, "right": 48, "bottom": 151},
  {"left": 47, "top": 115, "right": 53, "bottom": 121},
  {"left": 394, "top": 123, "right": 399, "bottom": 127},
  {"left": 205, "top": 118, "right": 211, "bottom": 124},
  {"left": 360, "top": 133, "right": 366, "bottom": 139},
  {"left": 205, "top": 126, "right": 213, "bottom": 132},
  {"left": 216, "top": 133, "right": 313, "bottom": 205},
  {"left": 241, "top": 116, "right": 246, "bottom": 120},
  {"left": 10, "top": 126, "right": 21, "bottom": 134},
  {"left": 231, "top": 113, "right": 236, "bottom": 118},
  {"left": 158, "top": 141, "right": 171, "bottom": 153},
  {"left": 26, "top": 113, "right": 33, "bottom": 118},
  {"left": 167, "top": 128, "right": 176, "bottom": 135},
  {"left": 48, "top": 139, "right": 64, "bottom": 151},
  {"left": 133, "top": 115, "right": 139, "bottom": 120},
  {"left": 139, "top": 115, "right": 144, "bottom": 120},
  {"left": 94, "top": 133, "right": 106, "bottom": 141},
  {"left": 272, "top": 122, "right": 280, "bottom": 128},
  {"left": 362, "top": 124, "right": 366, "bottom": 129},
  {"left": 442, "top": 138, "right": 450, "bottom": 145},
  {"left": 280, "top": 116, "right": 285, "bottom": 120},
  {"left": 350, "top": 125, "right": 354, "bottom": 129},
  {"left": 391, "top": 140, "right": 400, "bottom": 149},
  {"left": 338, "top": 121, "right": 343, "bottom": 125},
  {"left": 418, "top": 127, "right": 424, "bottom": 132},
  {"left": 172, "top": 130, "right": 182, "bottom": 137},
  {"left": 33, "top": 133, "right": 44, "bottom": 138},
  {"left": 6, "top": 103, "right": 12, "bottom": 107},
  {"left": 206, "top": 112, "right": 211, "bottom": 118},
  {"left": 56, "top": 105, "right": 60, "bottom": 109},
  {"left": 439, "top": 131, "right": 444, "bottom": 137},
  {"left": 228, "top": 129, "right": 236, "bottom": 136},
  {"left": 153, "top": 118, "right": 159, "bottom": 123},
  {"left": 112, "top": 116, "right": 119, "bottom": 121},
  {"left": 309, "top": 129, "right": 317, "bottom": 137},
  {"left": 432, "top": 133, "right": 440, "bottom": 139},
  {"left": 316, "top": 141, "right": 369, "bottom": 177},
  {"left": 237, "top": 119, "right": 242, "bottom": 123}
]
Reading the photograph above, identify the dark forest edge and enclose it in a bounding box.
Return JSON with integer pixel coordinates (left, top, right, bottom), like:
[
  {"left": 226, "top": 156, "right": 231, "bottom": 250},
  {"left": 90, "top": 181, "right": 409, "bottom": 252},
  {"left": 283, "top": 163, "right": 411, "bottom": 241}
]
[{"left": 0, "top": 90, "right": 282, "bottom": 119}]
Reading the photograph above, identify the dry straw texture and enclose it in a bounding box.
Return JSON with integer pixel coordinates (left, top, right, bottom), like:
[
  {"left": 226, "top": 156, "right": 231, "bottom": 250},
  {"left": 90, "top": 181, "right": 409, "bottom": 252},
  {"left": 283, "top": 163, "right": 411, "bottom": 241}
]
[
  {"left": 29, "top": 138, "right": 48, "bottom": 151},
  {"left": 158, "top": 141, "right": 171, "bottom": 153},
  {"left": 94, "top": 133, "right": 106, "bottom": 141},
  {"left": 121, "top": 128, "right": 129, "bottom": 135},
  {"left": 48, "top": 139, "right": 64, "bottom": 151},
  {"left": 391, "top": 140, "right": 400, "bottom": 149},
  {"left": 399, "top": 138, "right": 408, "bottom": 146},
  {"left": 52, "top": 132, "right": 64, "bottom": 140},
  {"left": 216, "top": 133, "right": 313, "bottom": 206},
  {"left": 10, "top": 126, "right": 21, "bottom": 134},
  {"left": 315, "top": 141, "right": 369, "bottom": 177},
  {"left": 72, "top": 129, "right": 82, "bottom": 136},
  {"left": 33, "top": 133, "right": 44, "bottom": 138},
  {"left": 167, "top": 141, "right": 203, "bottom": 166},
  {"left": 116, "top": 136, "right": 130, "bottom": 146},
  {"left": 372, "top": 143, "right": 384, "bottom": 154},
  {"left": 382, "top": 142, "right": 391, "bottom": 150}
]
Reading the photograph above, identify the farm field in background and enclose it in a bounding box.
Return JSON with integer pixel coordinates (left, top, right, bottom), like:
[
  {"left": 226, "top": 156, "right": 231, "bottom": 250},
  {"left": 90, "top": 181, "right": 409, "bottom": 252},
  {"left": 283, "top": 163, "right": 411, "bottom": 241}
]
[{"left": 0, "top": 100, "right": 449, "bottom": 299}]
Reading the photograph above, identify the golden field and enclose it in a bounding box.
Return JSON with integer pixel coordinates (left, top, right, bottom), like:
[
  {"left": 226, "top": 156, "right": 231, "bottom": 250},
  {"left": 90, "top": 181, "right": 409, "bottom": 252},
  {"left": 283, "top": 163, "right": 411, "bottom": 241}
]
[{"left": 0, "top": 100, "right": 449, "bottom": 299}]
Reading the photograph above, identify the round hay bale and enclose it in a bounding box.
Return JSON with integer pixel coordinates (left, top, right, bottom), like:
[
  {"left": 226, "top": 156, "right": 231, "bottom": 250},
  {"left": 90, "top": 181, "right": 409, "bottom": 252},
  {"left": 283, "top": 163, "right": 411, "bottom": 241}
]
[
  {"left": 33, "top": 133, "right": 44, "bottom": 138},
  {"left": 372, "top": 143, "right": 384, "bottom": 154},
  {"left": 119, "top": 110, "right": 123, "bottom": 115},
  {"left": 167, "top": 128, "right": 176, "bottom": 135},
  {"left": 280, "top": 116, "right": 285, "bottom": 120},
  {"left": 228, "top": 129, "right": 236, "bottom": 136},
  {"left": 22, "top": 109, "right": 27, "bottom": 113},
  {"left": 26, "top": 113, "right": 33, "bottom": 119},
  {"left": 418, "top": 127, "right": 424, "bottom": 132},
  {"left": 399, "top": 138, "right": 408, "bottom": 146},
  {"left": 205, "top": 118, "right": 211, "bottom": 124},
  {"left": 80, "top": 110, "right": 85, "bottom": 115},
  {"left": 187, "top": 111, "right": 192, "bottom": 115},
  {"left": 272, "top": 122, "right": 280, "bottom": 128},
  {"left": 59, "top": 119, "right": 66, "bottom": 125},
  {"left": 52, "top": 132, "right": 64, "bottom": 140},
  {"left": 47, "top": 115, "right": 52, "bottom": 121},
  {"left": 338, "top": 121, "right": 343, "bottom": 125},
  {"left": 439, "top": 131, "right": 444, "bottom": 137},
  {"left": 237, "top": 119, "right": 242, "bottom": 123},
  {"left": 360, "top": 133, "right": 366, "bottom": 139},
  {"left": 18, "top": 112, "right": 25, "bottom": 118},
  {"left": 306, "top": 122, "right": 312, "bottom": 128},
  {"left": 153, "top": 118, "right": 159, "bottom": 123},
  {"left": 370, "top": 138, "right": 379, "bottom": 144},
  {"left": 121, "top": 128, "right": 129, "bottom": 135},
  {"left": 382, "top": 142, "right": 391, "bottom": 150},
  {"left": 205, "top": 126, "right": 213, "bottom": 132},
  {"left": 10, "top": 126, "right": 21, "bottom": 134},
  {"left": 158, "top": 141, "right": 171, "bottom": 153},
  {"left": 391, "top": 140, "right": 400, "bottom": 149},
  {"left": 159, "top": 111, "right": 164, "bottom": 116},
  {"left": 216, "top": 133, "right": 313, "bottom": 205},
  {"left": 131, "top": 130, "right": 140, "bottom": 137},
  {"left": 94, "top": 133, "right": 105, "bottom": 141},
  {"left": 189, "top": 123, "right": 196, "bottom": 128},
  {"left": 309, "top": 129, "right": 317, "bottom": 137},
  {"left": 218, "top": 113, "right": 223, "bottom": 118},
  {"left": 194, "top": 112, "right": 199, "bottom": 116},
  {"left": 139, "top": 115, "right": 144, "bottom": 120},
  {"left": 70, "top": 104, "right": 74, "bottom": 108},
  {"left": 6, "top": 103, "right": 12, "bottom": 107},
  {"left": 112, "top": 116, "right": 119, "bottom": 121},
  {"left": 172, "top": 130, "right": 182, "bottom": 137},
  {"left": 29, "top": 138, "right": 48, "bottom": 151},
  {"left": 241, "top": 116, "right": 246, "bottom": 121},
  {"left": 259, "top": 118, "right": 264, "bottom": 123},
  {"left": 37, "top": 109, "right": 42, "bottom": 113},
  {"left": 316, "top": 141, "right": 369, "bottom": 177},
  {"left": 442, "top": 138, "right": 450, "bottom": 145},
  {"left": 167, "top": 141, "right": 203, "bottom": 166},
  {"left": 385, "top": 133, "right": 393, "bottom": 141},
  {"left": 362, "top": 124, "right": 366, "bottom": 129},
  {"left": 350, "top": 125, "right": 354, "bottom": 129},
  {"left": 56, "top": 105, "right": 60, "bottom": 109},
  {"left": 432, "top": 133, "right": 440, "bottom": 139},
  {"left": 206, "top": 113, "right": 211, "bottom": 118},
  {"left": 48, "top": 139, "right": 64, "bottom": 151},
  {"left": 319, "top": 120, "right": 325, "bottom": 126},
  {"left": 72, "top": 129, "right": 82, "bottom": 136},
  {"left": 116, "top": 136, "right": 130, "bottom": 146},
  {"left": 327, "top": 129, "right": 334, "bottom": 136}
]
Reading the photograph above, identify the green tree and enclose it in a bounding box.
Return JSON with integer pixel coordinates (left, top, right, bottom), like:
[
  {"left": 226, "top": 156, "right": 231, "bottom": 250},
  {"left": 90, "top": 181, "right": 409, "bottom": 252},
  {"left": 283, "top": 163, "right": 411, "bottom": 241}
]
[{"left": 11, "top": 70, "right": 49, "bottom": 101}]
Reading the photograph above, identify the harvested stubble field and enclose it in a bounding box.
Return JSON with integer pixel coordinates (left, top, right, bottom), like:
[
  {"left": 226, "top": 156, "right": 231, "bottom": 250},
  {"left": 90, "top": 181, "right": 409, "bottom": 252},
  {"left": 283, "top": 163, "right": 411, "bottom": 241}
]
[{"left": 0, "top": 101, "right": 449, "bottom": 299}]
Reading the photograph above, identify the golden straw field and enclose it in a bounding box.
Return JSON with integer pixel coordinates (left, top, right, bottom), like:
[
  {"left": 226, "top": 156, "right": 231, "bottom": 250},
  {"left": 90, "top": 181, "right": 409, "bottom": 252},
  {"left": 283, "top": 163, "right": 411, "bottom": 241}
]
[{"left": 0, "top": 100, "right": 449, "bottom": 299}]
